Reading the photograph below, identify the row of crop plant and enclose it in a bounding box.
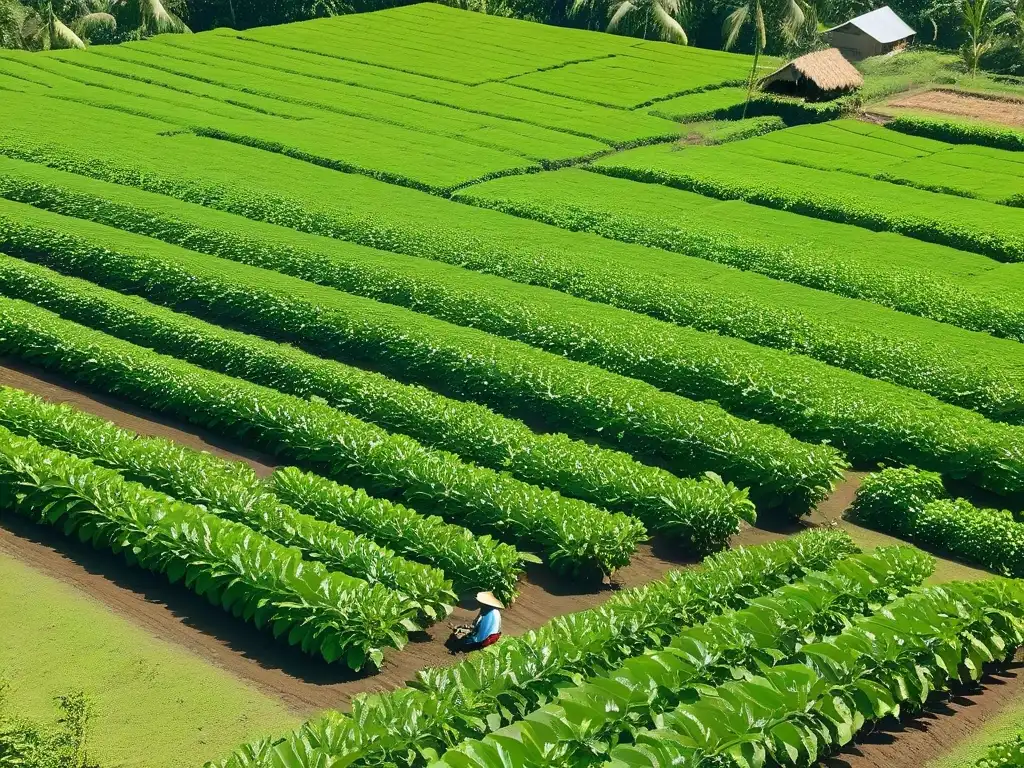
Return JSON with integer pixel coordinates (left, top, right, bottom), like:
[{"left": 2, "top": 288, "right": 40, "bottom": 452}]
[
  {"left": 207, "top": 530, "right": 858, "bottom": 767},
  {"left": 851, "top": 467, "right": 1024, "bottom": 578},
  {"left": 5, "top": 203, "right": 1024, "bottom": 511},
  {"left": 6, "top": 138, "right": 1024, "bottom": 432},
  {"left": 589, "top": 142, "right": 1024, "bottom": 263},
  {"left": 209, "top": 532, "right": 1024, "bottom": 768}
]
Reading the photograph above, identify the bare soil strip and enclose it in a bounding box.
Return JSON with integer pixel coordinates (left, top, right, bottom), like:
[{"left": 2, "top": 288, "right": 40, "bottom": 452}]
[{"left": 886, "top": 90, "right": 1024, "bottom": 129}]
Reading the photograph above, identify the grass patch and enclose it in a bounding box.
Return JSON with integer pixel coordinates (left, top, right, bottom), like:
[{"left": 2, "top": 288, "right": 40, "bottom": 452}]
[
  {"left": 927, "top": 705, "right": 1024, "bottom": 768},
  {"left": 0, "top": 547, "right": 300, "bottom": 768}
]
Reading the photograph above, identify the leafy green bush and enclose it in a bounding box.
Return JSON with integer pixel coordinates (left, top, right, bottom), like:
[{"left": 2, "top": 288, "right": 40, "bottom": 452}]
[
  {"left": 438, "top": 546, "right": 934, "bottom": 767},
  {"left": 209, "top": 530, "right": 857, "bottom": 768},
  {"left": 0, "top": 385, "right": 457, "bottom": 620},
  {"left": 267, "top": 467, "right": 526, "bottom": 603},
  {"left": 0, "top": 682, "right": 98, "bottom": 768},
  {"left": 0, "top": 202, "right": 842, "bottom": 517},
  {"left": 887, "top": 113, "right": 1024, "bottom": 152},
  {"left": 606, "top": 578, "right": 1024, "bottom": 768},
  {"left": 0, "top": 426, "right": 416, "bottom": 669},
  {"left": 590, "top": 142, "right": 1024, "bottom": 262},
  {"left": 0, "top": 254, "right": 755, "bottom": 553},
  {"left": 851, "top": 467, "right": 1024, "bottom": 577},
  {"left": 0, "top": 297, "right": 646, "bottom": 577},
  {"left": 977, "top": 735, "right": 1024, "bottom": 768}
]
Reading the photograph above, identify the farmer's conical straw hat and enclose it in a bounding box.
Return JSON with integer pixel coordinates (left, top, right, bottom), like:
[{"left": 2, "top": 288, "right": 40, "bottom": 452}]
[{"left": 476, "top": 591, "right": 504, "bottom": 609}]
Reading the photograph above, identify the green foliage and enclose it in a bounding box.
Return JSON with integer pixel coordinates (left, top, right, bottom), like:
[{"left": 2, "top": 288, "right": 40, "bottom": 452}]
[
  {"left": 0, "top": 385, "right": 457, "bottom": 622},
  {"left": 456, "top": 167, "right": 1024, "bottom": 418},
  {"left": 0, "top": 198, "right": 840, "bottom": 518},
  {"left": 977, "top": 735, "right": 1024, "bottom": 768},
  {"left": 208, "top": 529, "right": 857, "bottom": 768},
  {"left": 851, "top": 467, "right": 1024, "bottom": 577},
  {"left": 0, "top": 254, "right": 755, "bottom": 555},
  {"left": 887, "top": 112, "right": 1024, "bottom": 151},
  {"left": 0, "top": 682, "right": 98, "bottom": 768},
  {"left": 606, "top": 578, "right": 1024, "bottom": 768},
  {"left": 501, "top": 48, "right": 753, "bottom": 109},
  {"left": 269, "top": 467, "right": 526, "bottom": 604},
  {"left": 684, "top": 115, "right": 786, "bottom": 143},
  {"left": 591, "top": 141, "right": 1024, "bottom": 262},
  {"left": 0, "top": 297, "right": 647, "bottom": 578},
  {"left": 715, "top": 120, "right": 1024, "bottom": 205},
  {"left": 0, "top": 425, "right": 417, "bottom": 669},
  {"left": 436, "top": 546, "right": 934, "bottom": 767}
]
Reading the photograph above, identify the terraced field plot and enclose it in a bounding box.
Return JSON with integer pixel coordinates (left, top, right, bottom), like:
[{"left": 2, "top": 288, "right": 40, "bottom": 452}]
[{"left": 2, "top": 5, "right": 1024, "bottom": 768}]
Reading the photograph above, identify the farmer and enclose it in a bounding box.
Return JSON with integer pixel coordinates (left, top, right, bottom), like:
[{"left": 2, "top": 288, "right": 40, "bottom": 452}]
[{"left": 449, "top": 591, "right": 503, "bottom": 652}]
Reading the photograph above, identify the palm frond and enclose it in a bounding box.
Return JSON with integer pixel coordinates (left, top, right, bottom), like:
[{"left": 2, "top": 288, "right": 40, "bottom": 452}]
[
  {"left": 51, "top": 13, "right": 86, "bottom": 46},
  {"left": 653, "top": 0, "right": 688, "bottom": 42},
  {"left": 779, "top": 0, "right": 805, "bottom": 39},
  {"left": 723, "top": 3, "right": 750, "bottom": 48},
  {"left": 606, "top": 0, "right": 635, "bottom": 30}
]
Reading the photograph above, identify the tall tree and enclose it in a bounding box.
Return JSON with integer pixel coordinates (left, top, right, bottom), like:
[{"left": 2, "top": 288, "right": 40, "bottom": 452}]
[
  {"left": 570, "top": 0, "right": 689, "bottom": 43},
  {"left": 722, "top": 0, "right": 806, "bottom": 116}
]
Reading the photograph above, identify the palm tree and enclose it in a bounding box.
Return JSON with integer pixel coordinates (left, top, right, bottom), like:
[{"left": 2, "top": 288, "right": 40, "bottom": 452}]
[
  {"left": 0, "top": 0, "right": 185, "bottom": 48},
  {"left": 108, "top": 0, "right": 187, "bottom": 35},
  {"left": 570, "top": 0, "right": 689, "bottom": 43},
  {"left": 722, "top": 0, "right": 806, "bottom": 116},
  {"left": 0, "top": 0, "right": 28, "bottom": 46},
  {"left": 960, "top": 0, "right": 1012, "bottom": 76}
]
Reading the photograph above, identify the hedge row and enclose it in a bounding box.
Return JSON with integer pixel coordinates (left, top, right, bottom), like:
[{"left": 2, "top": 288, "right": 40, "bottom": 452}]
[
  {"left": 0, "top": 425, "right": 416, "bottom": 670},
  {"left": 850, "top": 467, "right": 1024, "bottom": 578},
  {"left": 0, "top": 298, "right": 646, "bottom": 578},
  {"left": 209, "top": 529, "right": 858, "bottom": 768},
  {"left": 589, "top": 142, "right": 1024, "bottom": 263},
  {"left": 0, "top": 385, "right": 457, "bottom": 621},
  {"left": 0, "top": 203, "right": 843, "bottom": 516},
  {"left": 454, "top": 167, "right": 1024, "bottom": 419},
  {"left": 887, "top": 113, "right": 1024, "bottom": 153},
  {"left": 0, "top": 255, "right": 756, "bottom": 553},
  {"left": 439, "top": 545, "right": 934, "bottom": 767}
]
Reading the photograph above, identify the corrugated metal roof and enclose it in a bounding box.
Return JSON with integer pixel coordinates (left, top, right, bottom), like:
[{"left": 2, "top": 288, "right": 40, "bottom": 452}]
[{"left": 827, "top": 5, "right": 915, "bottom": 43}]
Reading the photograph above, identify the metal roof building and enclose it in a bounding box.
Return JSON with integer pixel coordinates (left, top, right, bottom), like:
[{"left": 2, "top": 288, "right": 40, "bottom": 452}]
[{"left": 825, "top": 6, "right": 916, "bottom": 61}]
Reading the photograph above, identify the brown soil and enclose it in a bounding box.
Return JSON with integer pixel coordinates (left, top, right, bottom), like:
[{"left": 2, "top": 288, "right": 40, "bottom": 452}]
[
  {"left": 826, "top": 654, "right": 1024, "bottom": 768},
  {"left": 886, "top": 90, "right": 1024, "bottom": 129}
]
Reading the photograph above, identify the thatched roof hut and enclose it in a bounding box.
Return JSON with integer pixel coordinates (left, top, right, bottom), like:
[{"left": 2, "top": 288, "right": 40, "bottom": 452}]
[{"left": 760, "top": 48, "right": 864, "bottom": 101}]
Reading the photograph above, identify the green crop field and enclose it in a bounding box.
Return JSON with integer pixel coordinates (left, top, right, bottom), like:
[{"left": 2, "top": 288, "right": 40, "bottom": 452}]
[{"left": 1, "top": 4, "right": 1024, "bottom": 768}]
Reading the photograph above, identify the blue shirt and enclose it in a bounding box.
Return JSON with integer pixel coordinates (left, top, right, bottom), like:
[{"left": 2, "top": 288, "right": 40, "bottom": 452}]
[{"left": 467, "top": 608, "right": 501, "bottom": 643}]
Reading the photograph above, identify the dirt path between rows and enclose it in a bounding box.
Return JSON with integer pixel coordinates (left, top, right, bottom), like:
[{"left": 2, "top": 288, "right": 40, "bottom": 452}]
[{"left": 885, "top": 90, "right": 1024, "bottom": 129}]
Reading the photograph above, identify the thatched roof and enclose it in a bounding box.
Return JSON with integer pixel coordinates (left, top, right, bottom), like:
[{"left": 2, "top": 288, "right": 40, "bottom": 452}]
[{"left": 761, "top": 48, "right": 864, "bottom": 92}]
